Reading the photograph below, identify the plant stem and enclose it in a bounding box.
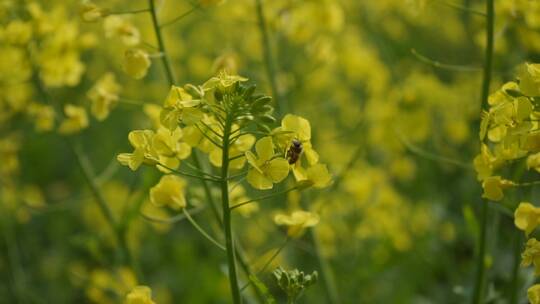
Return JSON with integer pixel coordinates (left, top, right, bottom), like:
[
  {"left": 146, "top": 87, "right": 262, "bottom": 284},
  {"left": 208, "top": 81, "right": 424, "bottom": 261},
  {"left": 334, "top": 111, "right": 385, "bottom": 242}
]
[
  {"left": 221, "top": 114, "right": 242, "bottom": 304},
  {"left": 1, "top": 210, "right": 27, "bottom": 303},
  {"left": 254, "top": 0, "right": 284, "bottom": 114},
  {"left": 472, "top": 2, "right": 494, "bottom": 303},
  {"left": 240, "top": 237, "right": 289, "bottom": 291},
  {"left": 311, "top": 227, "right": 340, "bottom": 304},
  {"left": 108, "top": 8, "right": 150, "bottom": 15},
  {"left": 28, "top": 58, "right": 134, "bottom": 272},
  {"left": 148, "top": 0, "right": 176, "bottom": 86},
  {"left": 145, "top": 8, "right": 263, "bottom": 301},
  {"left": 69, "top": 140, "right": 132, "bottom": 267},
  {"left": 509, "top": 231, "right": 522, "bottom": 304},
  {"left": 183, "top": 209, "right": 225, "bottom": 251},
  {"left": 479, "top": 0, "right": 494, "bottom": 112},
  {"left": 159, "top": 5, "right": 199, "bottom": 28},
  {"left": 229, "top": 186, "right": 299, "bottom": 210}
]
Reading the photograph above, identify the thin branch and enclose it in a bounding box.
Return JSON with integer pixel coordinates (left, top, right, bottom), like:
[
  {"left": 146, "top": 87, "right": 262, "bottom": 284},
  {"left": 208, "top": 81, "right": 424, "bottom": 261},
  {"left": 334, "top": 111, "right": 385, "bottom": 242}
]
[
  {"left": 156, "top": 163, "right": 221, "bottom": 182},
  {"left": 411, "top": 48, "right": 481, "bottom": 72},
  {"left": 108, "top": 8, "right": 151, "bottom": 15},
  {"left": 183, "top": 161, "right": 221, "bottom": 179},
  {"left": 230, "top": 186, "right": 300, "bottom": 211},
  {"left": 159, "top": 4, "right": 200, "bottom": 28},
  {"left": 254, "top": 0, "right": 284, "bottom": 113},
  {"left": 472, "top": 1, "right": 494, "bottom": 303},
  {"left": 395, "top": 129, "right": 472, "bottom": 169},
  {"left": 148, "top": 0, "right": 176, "bottom": 85},
  {"left": 183, "top": 209, "right": 226, "bottom": 251},
  {"left": 198, "top": 120, "right": 224, "bottom": 139},
  {"left": 240, "top": 237, "right": 290, "bottom": 292},
  {"left": 194, "top": 123, "right": 224, "bottom": 149},
  {"left": 140, "top": 206, "right": 205, "bottom": 224},
  {"left": 229, "top": 154, "right": 245, "bottom": 162},
  {"left": 434, "top": 0, "right": 486, "bottom": 17}
]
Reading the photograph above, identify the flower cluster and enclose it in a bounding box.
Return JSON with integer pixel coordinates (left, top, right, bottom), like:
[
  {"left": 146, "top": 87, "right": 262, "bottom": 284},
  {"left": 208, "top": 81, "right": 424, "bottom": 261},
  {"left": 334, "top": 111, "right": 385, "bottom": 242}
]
[
  {"left": 475, "top": 63, "right": 540, "bottom": 201},
  {"left": 477, "top": 62, "right": 540, "bottom": 301},
  {"left": 118, "top": 72, "right": 330, "bottom": 221}
]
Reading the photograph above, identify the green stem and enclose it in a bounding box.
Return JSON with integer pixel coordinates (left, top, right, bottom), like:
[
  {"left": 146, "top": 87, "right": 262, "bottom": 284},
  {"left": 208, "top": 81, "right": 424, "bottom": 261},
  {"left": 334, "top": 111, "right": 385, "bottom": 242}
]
[
  {"left": 145, "top": 7, "right": 263, "bottom": 300},
  {"left": 229, "top": 186, "right": 299, "bottom": 211},
  {"left": 1, "top": 210, "right": 27, "bottom": 303},
  {"left": 221, "top": 115, "right": 242, "bottom": 304},
  {"left": 436, "top": 0, "right": 487, "bottom": 17},
  {"left": 69, "top": 141, "right": 131, "bottom": 267},
  {"left": 183, "top": 209, "right": 225, "bottom": 251},
  {"left": 108, "top": 8, "right": 150, "bottom": 15},
  {"left": 28, "top": 56, "right": 133, "bottom": 272},
  {"left": 192, "top": 152, "right": 223, "bottom": 222},
  {"left": 311, "top": 227, "right": 340, "bottom": 304},
  {"left": 159, "top": 5, "right": 199, "bottom": 28},
  {"left": 479, "top": 0, "right": 494, "bottom": 112},
  {"left": 509, "top": 231, "right": 522, "bottom": 304},
  {"left": 148, "top": 0, "right": 176, "bottom": 86},
  {"left": 254, "top": 0, "right": 283, "bottom": 114},
  {"left": 410, "top": 48, "right": 481, "bottom": 72},
  {"left": 156, "top": 162, "right": 220, "bottom": 182},
  {"left": 240, "top": 237, "right": 289, "bottom": 291},
  {"left": 472, "top": 1, "right": 494, "bottom": 303},
  {"left": 192, "top": 152, "right": 266, "bottom": 303}
]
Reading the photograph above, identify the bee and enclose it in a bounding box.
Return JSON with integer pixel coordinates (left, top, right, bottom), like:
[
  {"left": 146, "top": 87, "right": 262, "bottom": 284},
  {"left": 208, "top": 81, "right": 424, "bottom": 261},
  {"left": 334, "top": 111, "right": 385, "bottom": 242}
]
[{"left": 286, "top": 139, "right": 303, "bottom": 164}]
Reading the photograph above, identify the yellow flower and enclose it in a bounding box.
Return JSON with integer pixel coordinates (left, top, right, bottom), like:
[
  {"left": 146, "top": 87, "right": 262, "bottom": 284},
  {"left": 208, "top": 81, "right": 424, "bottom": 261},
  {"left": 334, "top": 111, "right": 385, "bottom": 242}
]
[
  {"left": 117, "top": 130, "right": 158, "bottom": 171},
  {"left": 202, "top": 71, "right": 247, "bottom": 93},
  {"left": 123, "top": 49, "right": 151, "bottom": 79},
  {"left": 522, "top": 238, "right": 540, "bottom": 275},
  {"left": 481, "top": 176, "right": 514, "bottom": 201},
  {"left": 58, "top": 104, "right": 89, "bottom": 135},
  {"left": 515, "top": 202, "right": 540, "bottom": 236},
  {"left": 149, "top": 175, "right": 187, "bottom": 210},
  {"left": 80, "top": 0, "right": 107, "bottom": 22},
  {"left": 519, "top": 63, "right": 540, "bottom": 97},
  {"left": 4, "top": 20, "right": 32, "bottom": 45},
  {"left": 245, "top": 136, "right": 290, "bottom": 190},
  {"left": 527, "top": 152, "right": 540, "bottom": 173},
  {"left": 86, "top": 267, "right": 136, "bottom": 304},
  {"left": 160, "top": 86, "right": 203, "bottom": 130},
  {"left": 103, "top": 16, "right": 140, "bottom": 46},
  {"left": 529, "top": 284, "right": 540, "bottom": 304},
  {"left": 125, "top": 286, "right": 156, "bottom": 304},
  {"left": 274, "top": 210, "right": 320, "bottom": 238},
  {"left": 306, "top": 164, "right": 332, "bottom": 188},
  {"left": 152, "top": 127, "right": 192, "bottom": 172},
  {"left": 87, "top": 73, "right": 121, "bottom": 120},
  {"left": 273, "top": 114, "right": 320, "bottom": 181},
  {"left": 27, "top": 103, "right": 55, "bottom": 132}
]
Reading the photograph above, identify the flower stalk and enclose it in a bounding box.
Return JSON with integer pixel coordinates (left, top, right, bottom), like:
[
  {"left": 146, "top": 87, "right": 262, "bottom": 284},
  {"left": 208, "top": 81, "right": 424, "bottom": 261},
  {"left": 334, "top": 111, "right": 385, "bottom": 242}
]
[
  {"left": 148, "top": 0, "right": 176, "bottom": 85},
  {"left": 472, "top": 0, "right": 494, "bottom": 303},
  {"left": 221, "top": 113, "right": 242, "bottom": 304}
]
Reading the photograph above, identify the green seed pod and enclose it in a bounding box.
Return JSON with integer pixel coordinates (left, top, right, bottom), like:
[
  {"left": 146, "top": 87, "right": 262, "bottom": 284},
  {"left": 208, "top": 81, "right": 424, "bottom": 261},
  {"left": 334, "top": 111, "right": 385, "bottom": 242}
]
[
  {"left": 242, "top": 84, "right": 256, "bottom": 99},
  {"left": 258, "top": 104, "right": 274, "bottom": 114},
  {"left": 256, "top": 122, "right": 272, "bottom": 133},
  {"left": 237, "top": 114, "right": 254, "bottom": 121},
  {"left": 505, "top": 89, "right": 524, "bottom": 98},
  {"left": 251, "top": 96, "right": 272, "bottom": 108},
  {"left": 258, "top": 114, "right": 276, "bottom": 124}
]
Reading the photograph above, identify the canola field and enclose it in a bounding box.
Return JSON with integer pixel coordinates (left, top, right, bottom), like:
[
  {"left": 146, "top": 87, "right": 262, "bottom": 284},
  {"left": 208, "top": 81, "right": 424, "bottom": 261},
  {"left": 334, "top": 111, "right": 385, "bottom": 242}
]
[{"left": 2, "top": 0, "right": 540, "bottom": 303}]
